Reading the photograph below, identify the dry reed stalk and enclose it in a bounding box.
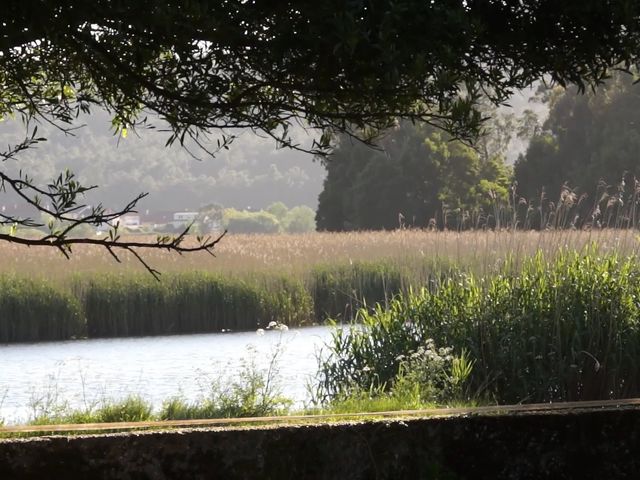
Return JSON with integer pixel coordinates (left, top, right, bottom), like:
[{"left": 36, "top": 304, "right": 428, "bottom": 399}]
[{"left": 0, "top": 230, "right": 637, "bottom": 282}]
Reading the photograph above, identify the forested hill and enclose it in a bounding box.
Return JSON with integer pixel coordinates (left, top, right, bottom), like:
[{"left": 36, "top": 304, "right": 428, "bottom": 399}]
[
  {"left": 0, "top": 90, "right": 544, "bottom": 217},
  {"left": 0, "top": 111, "right": 326, "bottom": 212}
]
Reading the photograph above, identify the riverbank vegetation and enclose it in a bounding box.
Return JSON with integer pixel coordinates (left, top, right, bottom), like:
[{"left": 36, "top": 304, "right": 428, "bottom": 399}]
[
  {"left": 4, "top": 245, "right": 640, "bottom": 429},
  {"left": 3, "top": 229, "right": 640, "bottom": 429},
  {"left": 317, "top": 249, "right": 640, "bottom": 405},
  {"left": 9, "top": 326, "right": 456, "bottom": 429},
  {"left": 26, "top": 353, "right": 293, "bottom": 426},
  {"left": 0, "top": 230, "right": 638, "bottom": 343}
]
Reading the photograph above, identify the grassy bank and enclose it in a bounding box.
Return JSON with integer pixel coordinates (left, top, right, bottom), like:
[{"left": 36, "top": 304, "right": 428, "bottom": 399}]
[{"left": 0, "top": 230, "right": 639, "bottom": 343}]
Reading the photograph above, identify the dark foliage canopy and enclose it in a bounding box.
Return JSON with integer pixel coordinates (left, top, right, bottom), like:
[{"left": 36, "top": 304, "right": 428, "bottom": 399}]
[
  {"left": 2, "top": 1, "right": 640, "bottom": 265},
  {"left": 5, "top": 1, "right": 640, "bottom": 145}
]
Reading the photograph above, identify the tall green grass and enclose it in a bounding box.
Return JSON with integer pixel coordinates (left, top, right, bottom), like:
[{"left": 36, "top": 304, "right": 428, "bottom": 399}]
[
  {"left": 0, "top": 260, "right": 446, "bottom": 342},
  {"left": 0, "top": 276, "right": 83, "bottom": 343},
  {"left": 79, "top": 273, "right": 313, "bottom": 338},
  {"left": 308, "top": 262, "right": 404, "bottom": 320},
  {"left": 28, "top": 395, "right": 155, "bottom": 426},
  {"left": 317, "top": 250, "right": 640, "bottom": 404}
]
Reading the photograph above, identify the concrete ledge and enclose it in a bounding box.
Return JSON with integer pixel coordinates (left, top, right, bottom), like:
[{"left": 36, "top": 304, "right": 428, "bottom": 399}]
[{"left": 1, "top": 407, "right": 639, "bottom": 479}]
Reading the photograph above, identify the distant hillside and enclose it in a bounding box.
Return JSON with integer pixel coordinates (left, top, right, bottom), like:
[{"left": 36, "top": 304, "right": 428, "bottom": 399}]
[
  {"left": 0, "top": 90, "right": 547, "bottom": 215},
  {"left": 0, "top": 110, "right": 327, "bottom": 213}
]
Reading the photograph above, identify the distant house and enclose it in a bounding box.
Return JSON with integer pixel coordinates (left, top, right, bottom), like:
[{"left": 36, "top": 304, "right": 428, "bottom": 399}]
[
  {"left": 172, "top": 212, "right": 199, "bottom": 229},
  {"left": 141, "top": 210, "right": 173, "bottom": 226},
  {"left": 95, "top": 210, "right": 135, "bottom": 232},
  {"left": 96, "top": 209, "right": 115, "bottom": 233},
  {"left": 114, "top": 213, "right": 141, "bottom": 230},
  {"left": 66, "top": 205, "right": 94, "bottom": 220}
]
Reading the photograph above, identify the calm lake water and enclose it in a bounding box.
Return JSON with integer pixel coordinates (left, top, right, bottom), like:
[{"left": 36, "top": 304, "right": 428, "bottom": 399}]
[{"left": 0, "top": 325, "right": 334, "bottom": 424}]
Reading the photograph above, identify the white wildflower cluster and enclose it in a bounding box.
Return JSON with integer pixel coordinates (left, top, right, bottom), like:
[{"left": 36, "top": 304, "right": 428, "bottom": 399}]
[
  {"left": 397, "top": 339, "right": 456, "bottom": 390},
  {"left": 392, "top": 340, "right": 456, "bottom": 380},
  {"left": 409, "top": 339, "right": 453, "bottom": 362}
]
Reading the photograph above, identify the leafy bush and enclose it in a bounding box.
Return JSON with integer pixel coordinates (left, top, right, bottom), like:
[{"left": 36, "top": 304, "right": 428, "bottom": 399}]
[
  {"left": 224, "top": 209, "right": 281, "bottom": 234},
  {"left": 223, "top": 204, "right": 315, "bottom": 234},
  {"left": 283, "top": 206, "right": 316, "bottom": 233},
  {"left": 266, "top": 202, "right": 289, "bottom": 222},
  {"left": 319, "top": 338, "right": 474, "bottom": 412}
]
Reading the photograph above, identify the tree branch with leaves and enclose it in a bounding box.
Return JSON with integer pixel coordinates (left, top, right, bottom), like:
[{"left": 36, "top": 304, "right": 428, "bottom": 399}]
[
  {"left": 0, "top": 129, "right": 225, "bottom": 278},
  {"left": 2, "top": 1, "right": 640, "bottom": 270}
]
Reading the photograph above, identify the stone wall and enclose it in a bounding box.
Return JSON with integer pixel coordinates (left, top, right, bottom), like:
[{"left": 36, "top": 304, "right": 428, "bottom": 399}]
[{"left": 1, "top": 408, "right": 638, "bottom": 479}]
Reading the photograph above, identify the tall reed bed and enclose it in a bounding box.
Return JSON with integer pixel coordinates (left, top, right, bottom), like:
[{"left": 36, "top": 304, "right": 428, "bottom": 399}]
[
  {"left": 0, "top": 230, "right": 639, "bottom": 342},
  {"left": 308, "top": 262, "right": 404, "bottom": 321},
  {"left": 317, "top": 249, "right": 640, "bottom": 404},
  {"left": 0, "top": 259, "right": 447, "bottom": 342},
  {"left": 78, "top": 273, "right": 312, "bottom": 338},
  {"left": 0, "top": 230, "right": 637, "bottom": 279},
  {"left": 306, "top": 258, "right": 464, "bottom": 319},
  {"left": 0, "top": 276, "right": 83, "bottom": 343}
]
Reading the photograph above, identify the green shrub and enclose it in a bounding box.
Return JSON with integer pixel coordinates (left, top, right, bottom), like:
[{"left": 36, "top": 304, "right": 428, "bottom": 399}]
[
  {"left": 283, "top": 206, "right": 316, "bottom": 233},
  {"left": 224, "top": 209, "right": 281, "bottom": 234}
]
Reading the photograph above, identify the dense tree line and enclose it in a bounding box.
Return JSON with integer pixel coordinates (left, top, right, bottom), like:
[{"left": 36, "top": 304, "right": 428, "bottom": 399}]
[
  {"left": 514, "top": 75, "right": 640, "bottom": 229},
  {"left": 318, "top": 75, "right": 640, "bottom": 231},
  {"left": 316, "top": 122, "right": 510, "bottom": 230}
]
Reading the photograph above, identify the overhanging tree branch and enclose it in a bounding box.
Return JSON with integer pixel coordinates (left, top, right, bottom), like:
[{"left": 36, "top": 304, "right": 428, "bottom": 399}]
[
  {"left": 0, "top": 230, "right": 225, "bottom": 280},
  {"left": 2, "top": 1, "right": 640, "bottom": 268},
  {"left": 0, "top": 130, "right": 225, "bottom": 277}
]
